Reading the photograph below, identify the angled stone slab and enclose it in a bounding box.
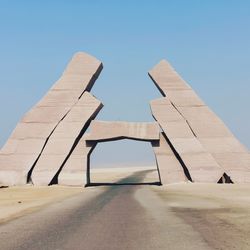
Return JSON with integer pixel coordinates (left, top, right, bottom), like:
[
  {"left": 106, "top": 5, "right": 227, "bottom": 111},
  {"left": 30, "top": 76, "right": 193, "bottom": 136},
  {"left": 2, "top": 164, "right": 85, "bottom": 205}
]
[
  {"left": 176, "top": 106, "right": 249, "bottom": 182},
  {"left": 21, "top": 106, "right": 70, "bottom": 124},
  {"left": 177, "top": 106, "right": 233, "bottom": 138},
  {"left": 150, "top": 97, "right": 194, "bottom": 138},
  {"left": 166, "top": 90, "right": 205, "bottom": 107},
  {"left": 0, "top": 154, "right": 39, "bottom": 186},
  {"left": 161, "top": 121, "right": 195, "bottom": 139},
  {"left": 153, "top": 133, "right": 187, "bottom": 184},
  {"left": 177, "top": 106, "right": 219, "bottom": 121},
  {"left": 1, "top": 139, "right": 46, "bottom": 155},
  {"left": 52, "top": 52, "right": 103, "bottom": 91},
  {"left": 150, "top": 98, "right": 184, "bottom": 122},
  {"left": 211, "top": 153, "right": 250, "bottom": 183},
  {"left": 31, "top": 92, "right": 103, "bottom": 185},
  {"left": 0, "top": 52, "right": 103, "bottom": 186},
  {"left": 63, "top": 52, "right": 102, "bottom": 76},
  {"left": 150, "top": 97, "right": 223, "bottom": 183},
  {"left": 170, "top": 138, "right": 206, "bottom": 154},
  {"left": 199, "top": 137, "right": 248, "bottom": 153},
  {"left": 180, "top": 153, "right": 223, "bottom": 182},
  {"left": 226, "top": 170, "right": 250, "bottom": 183},
  {"left": 148, "top": 60, "right": 191, "bottom": 94},
  {"left": 58, "top": 136, "right": 92, "bottom": 186},
  {"left": 10, "top": 123, "right": 56, "bottom": 139},
  {"left": 149, "top": 60, "right": 250, "bottom": 183},
  {"left": 51, "top": 75, "right": 94, "bottom": 91},
  {"left": 86, "top": 121, "right": 160, "bottom": 142},
  {"left": 212, "top": 153, "right": 250, "bottom": 171},
  {"left": 198, "top": 137, "right": 249, "bottom": 183},
  {"left": 36, "top": 90, "right": 80, "bottom": 107},
  {"left": 187, "top": 120, "right": 233, "bottom": 138}
]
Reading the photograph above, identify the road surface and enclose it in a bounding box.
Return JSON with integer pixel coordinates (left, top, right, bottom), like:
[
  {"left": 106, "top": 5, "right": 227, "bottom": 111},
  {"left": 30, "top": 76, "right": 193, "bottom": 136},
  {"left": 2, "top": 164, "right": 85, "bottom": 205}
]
[{"left": 0, "top": 171, "right": 249, "bottom": 250}]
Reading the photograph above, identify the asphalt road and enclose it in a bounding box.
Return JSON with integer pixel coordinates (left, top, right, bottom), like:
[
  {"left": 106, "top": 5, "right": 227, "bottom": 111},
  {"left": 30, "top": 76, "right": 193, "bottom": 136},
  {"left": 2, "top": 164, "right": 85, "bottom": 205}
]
[{"left": 0, "top": 171, "right": 228, "bottom": 250}]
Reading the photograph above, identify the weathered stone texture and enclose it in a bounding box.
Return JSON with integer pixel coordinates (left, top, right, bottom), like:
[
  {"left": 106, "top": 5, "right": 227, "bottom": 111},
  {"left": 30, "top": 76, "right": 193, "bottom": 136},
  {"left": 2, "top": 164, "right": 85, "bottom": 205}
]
[
  {"left": 86, "top": 121, "right": 160, "bottom": 142},
  {"left": 1, "top": 54, "right": 249, "bottom": 186},
  {"left": 152, "top": 133, "right": 187, "bottom": 184},
  {"left": 0, "top": 52, "right": 102, "bottom": 186},
  {"left": 57, "top": 136, "right": 91, "bottom": 186},
  {"left": 149, "top": 59, "right": 250, "bottom": 183},
  {"left": 150, "top": 97, "right": 223, "bottom": 182},
  {"left": 31, "top": 92, "right": 103, "bottom": 185}
]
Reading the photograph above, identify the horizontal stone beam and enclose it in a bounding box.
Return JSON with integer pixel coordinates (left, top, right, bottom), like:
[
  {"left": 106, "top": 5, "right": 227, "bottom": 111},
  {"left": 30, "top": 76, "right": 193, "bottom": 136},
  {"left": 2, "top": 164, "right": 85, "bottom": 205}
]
[{"left": 86, "top": 121, "right": 160, "bottom": 142}]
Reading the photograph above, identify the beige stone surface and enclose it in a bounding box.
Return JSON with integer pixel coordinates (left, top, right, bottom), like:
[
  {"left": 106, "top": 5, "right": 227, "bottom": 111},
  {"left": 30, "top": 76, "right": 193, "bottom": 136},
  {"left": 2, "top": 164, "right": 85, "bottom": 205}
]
[
  {"left": 180, "top": 153, "right": 223, "bottom": 182},
  {"left": 150, "top": 98, "right": 184, "bottom": 122},
  {"left": 1, "top": 139, "right": 46, "bottom": 155},
  {"left": 21, "top": 106, "right": 70, "bottom": 123},
  {"left": 1, "top": 55, "right": 249, "bottom": 187},
  {"left": 170, "top": 138, "right": 206, "bottom": 154},
  {"left": 36, "top": 90, "right": 80, "bottom": 107},
  {"left": 153, "top": 133, "right": 187, "bottom": 184},
  {"left": 188, "top": 120, "right": 233, "bottom": 138},
  {"left": 10, "top": 123, "right": 56, "bottom": 140},
  {"left": 57, "top": 171, "right": 86, "bottom": 186},
  {"left": 148, "top": 60, "right": 190, "bottom": 93},
  {"left": 0, "top": 154, "right": 39, "bottom": 185},
  {"left": 212, "top": 152, "right": 250, "bottom": 170},
  {"left": 210, "top": 153, "right": 250, "bottom": 183},
  {"left": 167, "top": 89, "right": 205, "bottom": 107},
  {"left": 156, "top": 155, "right": 188, "bottom": 183},
  {"left": 58, "top": 156, "right": 89, "bottom": 186},
  {"left": 199, "top": 137, "right": 248, "bottom": 153},
  {"left": 51, "top": 75, "right": 94, "bottom": 91},
  {"left": 52, "top": 52, "right": 102, "bottom": 90},
  {"left": 161, "top": 121, "right": 195, "bottom": 139},
  {"left": 177, "top": 106, "right": 217, "bottom": 121},
  {"left": 57, "top": 135, "right": 92, "bottom": 186},
  {"left": 31, "top": 92, "right": 102, "bottom": 185},
  {"left": 149, "top": 59, "right": 250, "bottom": 183},
  {"left": 150, "top": 98, "right": 222, "bottom": 182},
  {"left": 0, "top": 52, "right": 103, "bottom": 186},
  {"left": 225, "top": 170, "right": 250, "bottom": 183},
  {"left": 178, "top": 106, "right": 233, "bottom": 138},
  {"left": 86, "top": 121, "right": 160, "bottom": 141},
  {"left": 0, "top": 170, "right": 24, "bottom": 186}
]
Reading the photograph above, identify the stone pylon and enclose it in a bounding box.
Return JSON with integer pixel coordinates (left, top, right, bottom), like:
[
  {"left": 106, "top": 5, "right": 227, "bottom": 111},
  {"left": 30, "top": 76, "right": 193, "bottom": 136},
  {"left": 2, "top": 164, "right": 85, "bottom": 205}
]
[
  {"left": 0, "top": 52, "right": 103, "bottom": 186},
  {"left": 149, "top": 60, "right": 250, "bottom": 183}
]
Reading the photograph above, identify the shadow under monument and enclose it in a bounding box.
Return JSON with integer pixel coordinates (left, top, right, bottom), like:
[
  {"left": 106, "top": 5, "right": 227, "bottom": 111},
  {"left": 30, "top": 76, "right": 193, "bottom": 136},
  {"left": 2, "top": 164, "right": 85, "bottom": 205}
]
[{"left": 85, "top": 169, "right": 162, "bottom": 187}]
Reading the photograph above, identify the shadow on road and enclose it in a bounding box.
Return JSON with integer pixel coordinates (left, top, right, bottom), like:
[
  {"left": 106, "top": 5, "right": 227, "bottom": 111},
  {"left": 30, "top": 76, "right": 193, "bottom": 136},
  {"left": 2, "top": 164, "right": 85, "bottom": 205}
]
[{"left": 85, "top": 170, "right": 162, "bottom": 187}]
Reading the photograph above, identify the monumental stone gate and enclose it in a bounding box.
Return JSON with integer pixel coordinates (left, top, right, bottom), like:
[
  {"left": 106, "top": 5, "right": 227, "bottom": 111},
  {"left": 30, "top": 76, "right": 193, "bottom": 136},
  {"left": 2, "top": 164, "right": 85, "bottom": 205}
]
[{"left": 0, "top": 52, "right": 249, "bottom": 186}]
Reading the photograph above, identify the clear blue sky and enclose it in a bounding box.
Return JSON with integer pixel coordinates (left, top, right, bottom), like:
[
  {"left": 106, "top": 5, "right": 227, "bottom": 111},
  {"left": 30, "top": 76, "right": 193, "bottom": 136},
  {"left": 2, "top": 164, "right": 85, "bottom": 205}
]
[{"left": 0, "top": 1, "right": 249, "bottom": 167}]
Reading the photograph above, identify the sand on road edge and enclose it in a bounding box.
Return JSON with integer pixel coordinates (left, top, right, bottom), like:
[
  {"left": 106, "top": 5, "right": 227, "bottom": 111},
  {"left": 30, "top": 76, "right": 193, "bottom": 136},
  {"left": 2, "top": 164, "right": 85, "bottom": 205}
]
[{"left": 0, "top": 166, "right": 158, "bottom": 224}]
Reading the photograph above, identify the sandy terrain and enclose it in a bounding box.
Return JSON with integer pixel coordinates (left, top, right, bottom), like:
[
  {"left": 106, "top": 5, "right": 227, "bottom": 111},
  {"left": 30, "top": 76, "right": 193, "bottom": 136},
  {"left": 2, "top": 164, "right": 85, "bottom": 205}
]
[
  {"left": 0, "top": 166, "right": 158, "bottom": 224},
  {"left": 0, "top": 186, "right": 84, "bottom": 224},
  {"left": 1, "top": 167, "right": 250, "bottom": 249},
  {"left": 150, "top": 183, "right": 250, "bottom": 249},
  {"left": 90, "top": 165, "right": 160, "bottom": 183}
]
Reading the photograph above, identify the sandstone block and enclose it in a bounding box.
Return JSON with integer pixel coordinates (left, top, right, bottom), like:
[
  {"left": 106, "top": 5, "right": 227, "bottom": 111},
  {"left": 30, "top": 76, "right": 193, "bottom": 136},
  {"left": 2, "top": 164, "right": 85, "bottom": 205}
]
[
  {"left": 161, "top": 121, "right": 194, "bottom": 139},
  {"left": 167, "top": 89, "right": 205, "bottom": 107},
  {"left": 153, "top": 133, "right": 187, "bottom": 184},
  {"left": 149, "top": 60, "right": 190, "bottom": 93},
  {"left": 31, "top": 92, "right": 102, "bottom": 185},
  {"left": 86, "top": 121, "right": 160, "bottom": 142}
]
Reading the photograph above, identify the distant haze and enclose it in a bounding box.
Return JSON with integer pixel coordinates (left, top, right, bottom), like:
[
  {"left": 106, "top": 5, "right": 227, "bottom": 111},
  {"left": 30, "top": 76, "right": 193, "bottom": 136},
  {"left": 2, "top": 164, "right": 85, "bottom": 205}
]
[{"left": 0, "top": 1, "right": 249, "bottom": 166}]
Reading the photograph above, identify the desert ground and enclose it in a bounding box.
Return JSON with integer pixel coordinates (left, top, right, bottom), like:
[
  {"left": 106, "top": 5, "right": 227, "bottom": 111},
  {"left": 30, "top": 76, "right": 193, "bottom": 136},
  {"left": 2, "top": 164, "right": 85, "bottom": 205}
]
[{"left": 0, "top": 166, "right": 250, "bottom": 249}]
